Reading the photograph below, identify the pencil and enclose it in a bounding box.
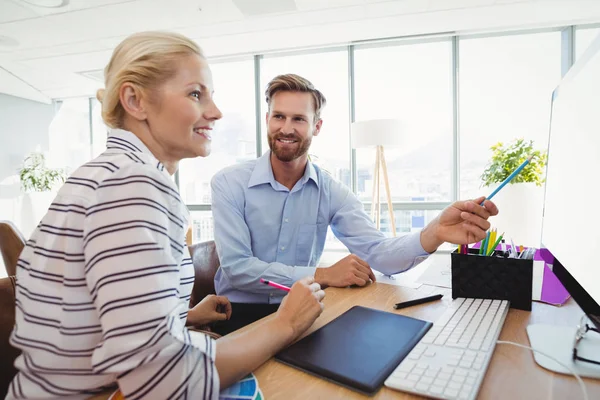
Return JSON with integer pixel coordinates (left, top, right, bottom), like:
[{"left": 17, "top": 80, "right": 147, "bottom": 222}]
[
  {"left": 260, "top": 278, "right": 291, "bottom": 292},
  {"left": 481, "top": 155, "right": 534, "bottom": 205},
  {"left": 486, "top": 232, "right": 504, "bottom": 256}
]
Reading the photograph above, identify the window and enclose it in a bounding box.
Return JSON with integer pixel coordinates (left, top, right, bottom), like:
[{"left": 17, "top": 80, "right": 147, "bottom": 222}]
[
  {"left": 91, "top": 98, "right": 109, "bottom": 158},
  {"left": 48, "top": 98, "right": 92, "bottom": 173},
  {"left": 189, "top": 211, "right": 215, "bottom": 243},
  {"left": 354, "top": 40, "right": 454, "bottom": 204},
  {"left": 576, "top": 27, "right": 600, "bottom": 60},
  {"left": 260, "top": 49, "right": 351, "bottom": 187},
  {"left": 178, "top": 58, "right": 257, "bottom": 205},
  {"left": 459, "top": 31, "right": 562, "bottom": 199}
]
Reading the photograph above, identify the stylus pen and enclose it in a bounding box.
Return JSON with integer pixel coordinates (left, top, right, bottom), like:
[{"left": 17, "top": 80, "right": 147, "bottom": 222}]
[
  {"left": 481, "top": 155, "right": 534, "bottom": 205},
  {"left": 394, "top": 294, "right": 443, "bottom": 310},
  {"left": 260, "top": 278, "right": 291, "bottom": 292}
]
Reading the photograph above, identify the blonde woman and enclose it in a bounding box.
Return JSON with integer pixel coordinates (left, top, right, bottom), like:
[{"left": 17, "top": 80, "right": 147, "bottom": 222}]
[{"left": 8, "top": 31, "right": 325, "bottom": 400}]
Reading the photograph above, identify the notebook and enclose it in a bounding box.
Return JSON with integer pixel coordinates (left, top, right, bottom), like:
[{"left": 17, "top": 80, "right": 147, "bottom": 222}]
[{"left": 275, "top": 306, "right": 432, "bottom": 395}]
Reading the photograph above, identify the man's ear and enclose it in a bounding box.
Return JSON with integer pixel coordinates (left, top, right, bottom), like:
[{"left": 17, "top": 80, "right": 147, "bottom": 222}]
[
  {"left": 313, "top": 118, "right": 323, "bottom": 137},
  {"left": 119, "top": 83, "right": 148, "bottom": 121},
  {"left": 265, "top": 111, "right": 270, "bottom": 126}
]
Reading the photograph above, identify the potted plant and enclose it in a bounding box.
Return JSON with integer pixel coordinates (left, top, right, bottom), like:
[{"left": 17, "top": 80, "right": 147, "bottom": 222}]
[
  {"left": 480, "top": 138, "right": 548, "bottom": 247},
  {"left": 18, "top": 152, "right": 67, "bottom": 238},
  {"left": 19, "top": 152, "right": 67, "bottom": 192}
]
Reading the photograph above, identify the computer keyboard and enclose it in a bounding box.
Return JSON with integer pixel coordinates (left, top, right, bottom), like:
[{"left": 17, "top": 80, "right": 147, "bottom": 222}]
[{"left": 385, "top": 297, "right": 510, "bottom": 400}]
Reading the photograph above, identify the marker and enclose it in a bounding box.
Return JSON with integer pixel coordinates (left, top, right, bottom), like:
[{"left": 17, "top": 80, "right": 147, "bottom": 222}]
[
  {"left": 260, "top": 278, "right": 291, "bottom": 292},
  {"left": 481, "top": 155, "right": 534, "bottom": 205},
  {"left": 394, "top": 294, "right": 443, "bottom": 310}
]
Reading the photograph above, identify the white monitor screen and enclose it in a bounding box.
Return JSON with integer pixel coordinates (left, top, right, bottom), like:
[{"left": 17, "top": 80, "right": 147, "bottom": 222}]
[{"left": 542, "top": 34, "right": 600, "bottom": 305}]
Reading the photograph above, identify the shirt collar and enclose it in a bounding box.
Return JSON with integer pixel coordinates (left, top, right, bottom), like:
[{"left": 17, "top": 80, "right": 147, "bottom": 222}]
[
  {"left": 248, "top": 151, "right": 319, "bottom": 189},
  {"left": 106, "top": 128, "right": 167, "bottom": 173}
]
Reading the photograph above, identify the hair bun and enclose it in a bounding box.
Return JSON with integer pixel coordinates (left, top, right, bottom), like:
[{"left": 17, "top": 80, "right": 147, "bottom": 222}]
[{"left": 96, "top": 88, "right": 105, "bottom": 103}]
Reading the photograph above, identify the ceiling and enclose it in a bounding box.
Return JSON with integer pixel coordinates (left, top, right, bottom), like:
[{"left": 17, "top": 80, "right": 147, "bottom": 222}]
[{"left": 0, "top": 0, "right": 599, "bottom": 103}]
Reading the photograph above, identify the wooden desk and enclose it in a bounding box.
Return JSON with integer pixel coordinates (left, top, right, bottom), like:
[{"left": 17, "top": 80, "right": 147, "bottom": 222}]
[{"left": 244, "top": 283, "right": 600, "bottom": 399}]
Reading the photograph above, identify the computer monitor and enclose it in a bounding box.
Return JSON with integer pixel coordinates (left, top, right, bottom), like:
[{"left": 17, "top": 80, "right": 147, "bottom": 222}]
[{"left": 527, "top": 32, "right": 600, "bottom": 378}]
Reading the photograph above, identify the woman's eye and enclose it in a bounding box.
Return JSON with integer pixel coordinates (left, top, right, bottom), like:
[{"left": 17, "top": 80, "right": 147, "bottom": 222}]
[{"left": 190, "top": 90, "right": 202, "bottom": 99}]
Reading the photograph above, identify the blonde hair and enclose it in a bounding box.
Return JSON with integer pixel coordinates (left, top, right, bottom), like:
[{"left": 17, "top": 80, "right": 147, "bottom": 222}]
[
  {"left": 265, "top": 74, "right": 326, "bottom": 120},
  {"left": 97, "top": 31, "right": 204, "bottom": 128}
]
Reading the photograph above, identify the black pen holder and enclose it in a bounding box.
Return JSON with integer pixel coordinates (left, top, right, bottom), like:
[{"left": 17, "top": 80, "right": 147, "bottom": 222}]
[{"left": 451, "top": 248, "right": 533, "bottom": 311}]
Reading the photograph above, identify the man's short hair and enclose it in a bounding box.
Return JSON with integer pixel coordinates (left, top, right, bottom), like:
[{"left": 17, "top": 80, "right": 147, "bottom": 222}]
[{"left": 265, "top": 74, "right": 327, "bottom": 120}]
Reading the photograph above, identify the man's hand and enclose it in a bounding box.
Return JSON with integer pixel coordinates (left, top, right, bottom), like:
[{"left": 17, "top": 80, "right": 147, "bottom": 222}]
[
  {"left": 420, "top": 196, "right": 499, "bottom": 253},
  {"left": 314, "top": 254, "right": 376, "bottom": 288},
  {"left": 187, "top": 294, "right": 232, "bottom": 327}
]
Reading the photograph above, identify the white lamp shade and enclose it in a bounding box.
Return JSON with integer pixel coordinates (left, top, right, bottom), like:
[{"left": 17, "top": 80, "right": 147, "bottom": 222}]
[{"left": 351, "top": 119, "right": 404, "bottom": 148}]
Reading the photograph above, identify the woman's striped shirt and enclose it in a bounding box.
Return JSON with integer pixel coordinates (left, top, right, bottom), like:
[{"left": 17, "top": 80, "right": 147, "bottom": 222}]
[{"left": 8, "top": 129, "right": 218, "bottom": 400}]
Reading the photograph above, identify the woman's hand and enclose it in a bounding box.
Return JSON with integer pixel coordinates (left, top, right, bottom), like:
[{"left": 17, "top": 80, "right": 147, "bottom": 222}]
[{"left": 187, "top": 295, "right": 232, "bottom": 327}]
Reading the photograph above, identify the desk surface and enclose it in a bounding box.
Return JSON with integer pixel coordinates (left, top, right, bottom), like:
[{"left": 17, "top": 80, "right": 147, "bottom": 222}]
[{"left": 240, "top": 280, "right": 600, "bottom": 399}]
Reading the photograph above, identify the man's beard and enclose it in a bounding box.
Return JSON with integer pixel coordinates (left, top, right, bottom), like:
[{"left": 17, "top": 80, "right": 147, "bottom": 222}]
[{"left": 268, "top": 132, "right": 312, "bottom": 162}]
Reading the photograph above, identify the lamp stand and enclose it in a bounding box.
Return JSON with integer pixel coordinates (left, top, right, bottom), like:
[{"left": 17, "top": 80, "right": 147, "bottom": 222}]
[{"left": 370, "top": 145, "right": 397, "bottom": 237}]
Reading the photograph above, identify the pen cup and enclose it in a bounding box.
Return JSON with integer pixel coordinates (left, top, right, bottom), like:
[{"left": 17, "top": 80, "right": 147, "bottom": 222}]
[{"left": 450, "top": 248, "right": 533, "bottom": 311}]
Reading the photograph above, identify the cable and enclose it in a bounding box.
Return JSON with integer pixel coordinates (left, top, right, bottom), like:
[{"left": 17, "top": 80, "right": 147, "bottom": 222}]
[{"left": 496, "top": 340, "right": 589, "bottom": 400}]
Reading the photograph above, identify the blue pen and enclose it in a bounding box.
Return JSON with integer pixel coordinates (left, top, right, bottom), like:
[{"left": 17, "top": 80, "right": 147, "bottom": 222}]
[{"left": 481, "top": 155, "right": 534, "bottom": 205}]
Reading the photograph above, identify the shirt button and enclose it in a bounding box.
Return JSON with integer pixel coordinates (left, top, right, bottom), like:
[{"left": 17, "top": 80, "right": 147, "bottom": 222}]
[
  {"left": 284, "top": 218, "right": 289, "bottom": 223},
  {"left": 280, "top": 246, "right": 285, "bottom": 251}
]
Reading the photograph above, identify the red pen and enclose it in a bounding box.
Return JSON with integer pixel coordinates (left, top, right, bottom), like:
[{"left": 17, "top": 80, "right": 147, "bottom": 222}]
[{"left": 260, "top": 278, "right": 291, "bottom": 292}]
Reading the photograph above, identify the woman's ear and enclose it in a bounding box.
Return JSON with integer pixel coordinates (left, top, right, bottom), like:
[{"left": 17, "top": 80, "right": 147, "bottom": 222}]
[{"left": 119, "top": 83, "right": 148, "bottom": 121}]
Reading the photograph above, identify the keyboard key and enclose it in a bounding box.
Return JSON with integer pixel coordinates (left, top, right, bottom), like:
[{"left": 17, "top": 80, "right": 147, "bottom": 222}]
[
  {"left": 434, "top": 378, "right": 449, "bottom": 388},
  {"left": 424, "top": 370, "right": 438, "bottom": 378},
  {"left": 448, "top": 382, "right": 462, "bottom": 390},
  {"left": 407, "top": 374, "right": 420, "bottom": 382},
  {"left": 392, "top": 371, "right": 407, "bottom": 380},
  {"left": 430, "top": 385, "right": 444, "bottom": 394},
  {"left": 397, "top": 362, "right": 415, "bottom": 373},
  {"left": 454, "top": 369, "right": 468, "bottom": 377},
  {"left": 438, "top": 372, "right": 452, "bottom": 380},
  {"left": 425, "top": 349, "right": 436, "bottom": 357},
  {"left": 416, "top": 383, "right": 430, "bottom": 392},
  {"left": 386, "top": 376, "right": 415, "bottom": 390},
  {"left": 420, "top": 376, "right": 434, "bottom": 385},
  {"left": 445, "top": 388, "right": 460, "bottom": 397}
]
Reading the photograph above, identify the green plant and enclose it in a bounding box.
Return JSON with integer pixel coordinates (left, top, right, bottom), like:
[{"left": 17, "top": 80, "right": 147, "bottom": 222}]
[
  {"left": 480, "top": 138, "right": 547, "bottom": 187},
  {"left": 18, "top": 152, "right": 67, "bottom": 192}
]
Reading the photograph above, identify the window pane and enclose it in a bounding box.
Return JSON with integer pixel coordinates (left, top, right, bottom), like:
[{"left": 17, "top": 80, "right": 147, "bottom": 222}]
[
  {"left": 459, "top": 32, "right": 561, "bottom": 199},
  {"left": 178, "top": 59, "right": 256, "bottom": 204},
  {"left": 576, "top": 27, "right": 600, "bottom": 60},
  {"left": 354, "top": 40, "right": 453, "bottom": 203},
  {"left": 48, "top": 98, "right": 92, "bottom": 173},
  {"left": 189, "top": 211, "right": 214, "bottom": 243},
  {"left": 363, "top": 205, "right": 443, "bottom": 236},
  {"left": 91, "top": 98, "right": 109, "bottom": 158},
  {"left": 260, "top": 50, "right": 351, "bottom": 187}
]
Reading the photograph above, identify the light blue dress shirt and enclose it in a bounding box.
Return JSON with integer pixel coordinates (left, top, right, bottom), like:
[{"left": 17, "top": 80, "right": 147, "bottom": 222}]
[{"left": 211, "top": 151, "right": 429, "bottom": 304}]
